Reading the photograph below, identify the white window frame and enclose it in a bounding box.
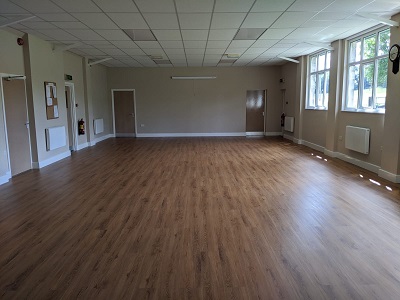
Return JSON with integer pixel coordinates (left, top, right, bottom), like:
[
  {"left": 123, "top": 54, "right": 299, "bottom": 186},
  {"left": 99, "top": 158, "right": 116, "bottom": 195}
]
[
  {"left": 306, "top": 50, "right": 331, "bottom": 110},
  {"left": 343, "top": 26, "right": 390, "bottom": 113}
]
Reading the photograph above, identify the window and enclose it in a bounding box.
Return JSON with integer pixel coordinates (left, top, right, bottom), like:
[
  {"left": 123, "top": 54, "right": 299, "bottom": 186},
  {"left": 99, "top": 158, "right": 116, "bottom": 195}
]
[
  {"left": 306, "top": 50, "right": 331, "bottom": 109},
  {"left": 344, "top": 27, "right": 390, "bottom": 112}
]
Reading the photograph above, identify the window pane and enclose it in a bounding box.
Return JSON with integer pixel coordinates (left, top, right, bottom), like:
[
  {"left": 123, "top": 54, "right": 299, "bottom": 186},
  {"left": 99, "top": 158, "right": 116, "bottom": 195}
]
[
  {"left": 324, "top": 71, "right": 330, "bottom": 107},
  {"left": 363, "top": 35, "right": 376, "bottom": 59},
  {"left": 318, "top": 54, "right": 325, "bottom": 71},
  {"left": 361, "top": 63, "right": 374, "bottom": 108},
  {"left": 326, "top": 52, "right": 331, "bottom": 69},
  {"left": 378, "top": 29, "right": 390, "bottom": 56},
  {"left": 376, "top": 57, "right": 388, "bottom": 108},
  {"left": 310, "top": 56, "right": 317, "bottom": 72},
  {"left": 347, "top": 65, "right": 359, "bottom": 109},
  {"left": 349, "top": 40, "right": 361, "bottom": 63},
  {"left": 317, "top": 73, "right": 325, "bottom": 107},
  {"left": 309, "top": 74, "right": 317, "bottom": 107}
]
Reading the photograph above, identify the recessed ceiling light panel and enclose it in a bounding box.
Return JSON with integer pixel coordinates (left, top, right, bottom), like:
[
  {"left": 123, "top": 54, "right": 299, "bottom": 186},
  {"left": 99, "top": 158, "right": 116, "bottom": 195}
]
[
  {"left": 123, "top": 29, "right": 156, "bottom": 41},
  {"left": 234, "top": 28, "right": 266, "bottom": 40}
]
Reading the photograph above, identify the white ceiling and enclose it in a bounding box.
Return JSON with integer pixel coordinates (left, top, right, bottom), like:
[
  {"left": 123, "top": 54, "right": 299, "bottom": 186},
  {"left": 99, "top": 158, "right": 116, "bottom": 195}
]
[{"left": 1, "top": 0, "right": 399, "bottom": 67}]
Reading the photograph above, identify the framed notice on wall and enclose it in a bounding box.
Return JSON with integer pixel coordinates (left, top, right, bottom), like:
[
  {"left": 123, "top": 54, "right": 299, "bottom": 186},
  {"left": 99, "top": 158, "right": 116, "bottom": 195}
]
[{"left": 44, "top": 81, "right": 59, "bottom": 120}]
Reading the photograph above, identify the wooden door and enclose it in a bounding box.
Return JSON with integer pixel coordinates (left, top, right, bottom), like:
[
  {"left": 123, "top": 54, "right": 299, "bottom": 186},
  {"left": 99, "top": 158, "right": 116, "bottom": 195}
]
[
  {"left": 3, "top": 78, "right": 31, "bottom": 176},
  {"left": 246, "top": 90, "right": 265, "bottom": 135},
  {"left": 114, "top": 91, "right": 136, "bottom": 137}
]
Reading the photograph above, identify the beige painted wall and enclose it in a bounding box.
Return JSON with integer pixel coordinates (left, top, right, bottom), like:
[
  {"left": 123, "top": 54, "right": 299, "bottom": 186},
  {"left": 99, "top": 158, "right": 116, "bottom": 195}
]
[
  {"left": 90, "top": 64, "right": 111, "bottom": 139},
  {"left": 24, "top": 34, "right": 69, "bottom": 163},
  {"left": 281, "top": 62, "right": 297, "bottom": 138},
  {"left": 63, "top": 52, "right": 87, "bottom": 146},
  {"left": 0, "top": 30, "right": 26, "bottom": 178},
  {"left": 302, "top": 110, "right": 327, "bottom": 147},
  {"left": 107, "top": 67, "right": 282, "bottom": 134}
]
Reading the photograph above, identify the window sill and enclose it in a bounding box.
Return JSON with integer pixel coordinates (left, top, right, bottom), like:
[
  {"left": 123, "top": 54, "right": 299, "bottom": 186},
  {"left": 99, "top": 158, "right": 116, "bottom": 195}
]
[
  {"left": 342, "top": 108, "right": 385, "bottom": 114},
  {"left": 305, "top": 107, "right": 328, "bottom": 111}
]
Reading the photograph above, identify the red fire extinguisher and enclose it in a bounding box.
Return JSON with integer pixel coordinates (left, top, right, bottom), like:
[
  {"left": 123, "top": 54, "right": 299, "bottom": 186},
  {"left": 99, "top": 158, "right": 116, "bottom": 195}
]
[
  {"left": 78, "top": 119, "right": 85, "bottom": 135},
  {"left": 281, "top": 113, "right": 285, "bottom": 127}
]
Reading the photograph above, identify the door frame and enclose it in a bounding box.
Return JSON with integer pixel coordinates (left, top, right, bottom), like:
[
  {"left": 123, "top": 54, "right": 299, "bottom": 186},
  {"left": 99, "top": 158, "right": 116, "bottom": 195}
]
[
  {"left": 111, "top": 89, "right": 137, "bottom": 137},
  {"left": 0, "top": 73, "right": 32, "bottom": 177},
  {"left": 246, "top": 89, "right": 267, "bottom": 136},
  {"left": 65, "top": 82, "right": 78, "bottom": 151}
]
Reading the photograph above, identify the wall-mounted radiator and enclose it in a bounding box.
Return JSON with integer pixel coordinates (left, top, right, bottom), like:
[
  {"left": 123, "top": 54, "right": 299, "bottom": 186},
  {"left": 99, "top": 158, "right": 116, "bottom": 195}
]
[
  {"left": 93, "top": 118, "right": 104, "bottom": 135},
  {"left": 284, "top": 116, "right": 294, "bottom": 132},
  {"left": 46, "top": 126, "right": 66, "bottom": 151},
  {"left": 345, "top": 126, "right": 370, "bottom": 154}
]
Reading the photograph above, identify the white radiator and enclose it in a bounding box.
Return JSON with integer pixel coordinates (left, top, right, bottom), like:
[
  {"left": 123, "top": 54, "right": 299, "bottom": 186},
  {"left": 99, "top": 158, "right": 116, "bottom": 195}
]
[
  {"left": 93, "top": 118, "right": 104, "bottom": 135},
  {"left": 284, "top": 116, "right": 294, "bottom": 132},
  {"left": 345, "top": 126, "right": 370, "bottom": 154},
  {"left": 46, "top": 126, "right": 66, "bottom": 151}
]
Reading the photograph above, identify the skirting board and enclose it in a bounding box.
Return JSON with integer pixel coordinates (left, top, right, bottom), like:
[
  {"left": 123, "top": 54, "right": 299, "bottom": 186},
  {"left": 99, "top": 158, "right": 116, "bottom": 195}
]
[
  {"left": 77, "top": 142, "right": 88, "bottom": 151},
  {"left": 116, "top": 133, "right": 136, "bottom": 138},
  {"left": 265, "top": 132, "right": 283, "bottom": 137},
  {"left": 136, "top": 132, "right": 246, "bottom": 138},
  {"left": 88, "top": 134, "right": 115, "bottom": 146},
  {"left": 246, "top": 132, "right": 264, "bottom": 136},
  {"left": 32, "top": 151, "right": 71, "bottom": 169},
  {"left": 378, "top": 169, "right": 400, "bottom": 183},
  {"left": 0, "top": 171, "right": 11, "bottom": 185}
]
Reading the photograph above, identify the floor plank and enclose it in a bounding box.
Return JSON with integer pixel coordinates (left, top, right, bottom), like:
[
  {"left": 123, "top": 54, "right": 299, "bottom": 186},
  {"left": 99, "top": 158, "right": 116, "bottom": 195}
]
[{"left": 1, "top": 137, "right": 400, "bottom": 299}]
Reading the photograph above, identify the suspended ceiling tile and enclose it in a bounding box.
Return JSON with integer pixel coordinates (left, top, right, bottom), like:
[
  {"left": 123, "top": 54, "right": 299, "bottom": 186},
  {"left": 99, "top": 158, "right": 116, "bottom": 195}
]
[
  {"left": 159, "top": 40, "right": 184, "bottom": 48},
  {"left": 184, "top": 40, "right": 207, "bottom": 48},
  {"left": 71, "top": 13, "right": 118, "bottom": 29},
  {"left": 323, "top": 0, "right": 374, "bottom": 12},
  {"left": 181, "top": 30, "right": 208, "bottom": 40},
  {"left": 11, "top": 0, "right": 64, "bottom": 13},
  {"left": 66, "top": 29, "right": 105, "bottom": 40},
  {"left": 96, "top": 29, "right": 130, "bottom": 40},
  {"left": 225, "top": 47, "right": 248, "bottom": 55},
  {"left": 229, "top": 40, "right": 255, "bottom": 48},
  {"left": 121, "top": 48, "right": 146, "bottom": 55},
  {"left": 208, "top": 29, "right": 237, "bottom": 40},
  {"left": 0, "top": 0, "right": 29, "bottom": 13},
  {"left": 251, "top": 0, "right": 293, "bottom": 12},
  {"left": 259, "top": 28, "right": 294, "bottom": 39},
  {"left": 205, "top": 48, "right": 227, "bottom": 54},
  {"left": 92, "top": 0, "right": 139, "bottom": 12},
  {"left": 214, "top": 0, "right": 254, "bottom": 13},
  {"left": 37, "top": 29, "right": 79, "bottom": 40},
  {"left": 80, "top": 48, "right": 106, "bottom": 56},
  {"left": 135, "top": 41, "right": 161, "bottom": 49},
  {"left": 241, "top": 12, "right": 281, "bottom": 28},
  {"left": 206, "top": 40, "right": 231, "bottom": 48},
  {"left": 271, "top": 12, "right": 317, "bottom": 28},
  {"left": 185, "top": 48, "right": 205, "bottom": 55},
  {"left": 244, "top": 47, "right": 265, "bottom": 55},
  {"left": 251, "top": 39, "right": 279, "bottom": 48},
  {"left": 164, "top": 48, "right": 186, "bottom": 55},
  {"left": 175, "top": 0, "right": 214, "bottom": 13},
  {"left": 211, "top": 13, "right": 246, "bottom": 29},
  {"left": 134, "top": 0, "right": 176, "bottom": 13},
  {"left": 179, "top": 13, "right": 212, "bottom": 29},
  {"left": 24, "top": 29, "right": 55, "bottom": 40},
  {"left": 143, "top": 13, "right": 179, "bottom": 29},
  {"left": 111, "top": 40, "right": 139, "bottom": 48},
  {"left": 52, "top": 0, "right": 102, "bottom": 13},
  {"left": 107, "top": 13, "right": 148, "bottom": 29},
  {"left": 37, "top": 14, "right": 78, "bottom": 22},
  {"left": 22, "top": 21, "right": 57, "bottom": 29},
  {"left": 288, "top": 0, "right": 335, "bottom": 12},
  {"left": 311, "top": 11, "right": 353, "bottom": 20},
  {"left": 142, "top": 48, "right": 166, "bottom": 55},
  {"left": 152, "top": 30, "right": 182, "bottom": 41},
  {"left": 52, "top": 22, "right": 88, "bottom": 29}
]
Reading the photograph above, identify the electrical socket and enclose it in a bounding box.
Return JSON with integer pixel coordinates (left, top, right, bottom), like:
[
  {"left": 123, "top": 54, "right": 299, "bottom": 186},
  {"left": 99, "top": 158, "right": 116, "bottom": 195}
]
[
  {"left": 140, "top": 124, "right": 145, "bottom": 127},
  {"left": 338, "top": 135, "right": 343, "bottom": 141}
]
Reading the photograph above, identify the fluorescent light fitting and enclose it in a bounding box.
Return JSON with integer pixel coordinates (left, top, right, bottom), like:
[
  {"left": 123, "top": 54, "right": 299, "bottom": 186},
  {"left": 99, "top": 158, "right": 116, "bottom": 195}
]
[
  {"left": 234, "top": 28, "right": 266, "bottom": 40},
  {"left": 305, "top": 41, "right": 334, "bottom": 51},
  {"left": 356, "top": 13, "right": 399, "bottom": 27},
  {"left": 225, "top": 54, "right": 240, "bottom": 58},
  {"left": 171, "top": 76, "right": 217, "bottom": 80},
  {"left": 150, "top": 55, "right": 163, "bottom": 60},
  {"left": 278, "top": 56, "right": 300, "bottom": 64},
  {"left": 0, "top": 15, "right": 36, "bottom": 28},
  {"left": 88, "top": 57, "right": 113, "bottom": 66},
  {"left": 53, "top": 42, "right": 82, "bottom": 52}
]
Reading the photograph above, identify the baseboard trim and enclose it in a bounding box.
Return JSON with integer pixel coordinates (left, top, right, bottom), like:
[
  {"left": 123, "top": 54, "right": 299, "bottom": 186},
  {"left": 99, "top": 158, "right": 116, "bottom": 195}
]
[
  {"left": 89, "top": 134, "right": 115, "bottom": 146},
  {"left": 0, "top": 171, "right": 11, "bottom": 185},
  {"left": 283, "top": 134, "right": 294, "bottom": 141},
  {"left": 246, "top": 132, "right": 264, "bottom": 136},
  {"left": 378, "top": 169, "right": 400, "bottom": 183},
  {"left": 136, "top": 132, "right": 246, "bottom": 138},
  {"left": 336, "top": 153, "right": 380, "bottom": 174},
  {"left": 302, "top": 140, "right": 325, "bottom": 153},
  {"left": 77, "top": 142, "right": 88, "bottom": 151},
  {"left": 324, "top": 149, "right": 338, "bottom": 158},
  {"left": 116, "top": 133, "right": 136, "bottom": 138},
  {"left": 265, "top": 132, "right": 283, "bottom": 137},
  {"left": 34, "top": 151, "right": 71, "bottom": 169}
]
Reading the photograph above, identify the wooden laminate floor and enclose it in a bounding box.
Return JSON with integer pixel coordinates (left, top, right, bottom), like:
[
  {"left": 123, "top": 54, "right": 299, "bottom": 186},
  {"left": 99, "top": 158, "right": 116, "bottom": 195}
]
[{"left": 1, "top": 137, "right": 400, "bottom": 299}]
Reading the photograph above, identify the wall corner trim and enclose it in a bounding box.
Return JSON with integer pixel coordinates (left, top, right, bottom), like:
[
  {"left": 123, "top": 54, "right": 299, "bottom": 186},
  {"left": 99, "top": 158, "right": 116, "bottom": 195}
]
[
  {"left": 0, "top": 172, "right": 11, "bottom": 185},
  {"left": 35, "top": 151, "right": 71, "bottom": 169},
  {"left": 378, "top": 169, "right": 400, "bottom": 183},
  {"left": 77, "top": 142, "right": 89, "bottom": 151},
  {"left": 89, "top": 134, "right": 115, "bottom": 146}
]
